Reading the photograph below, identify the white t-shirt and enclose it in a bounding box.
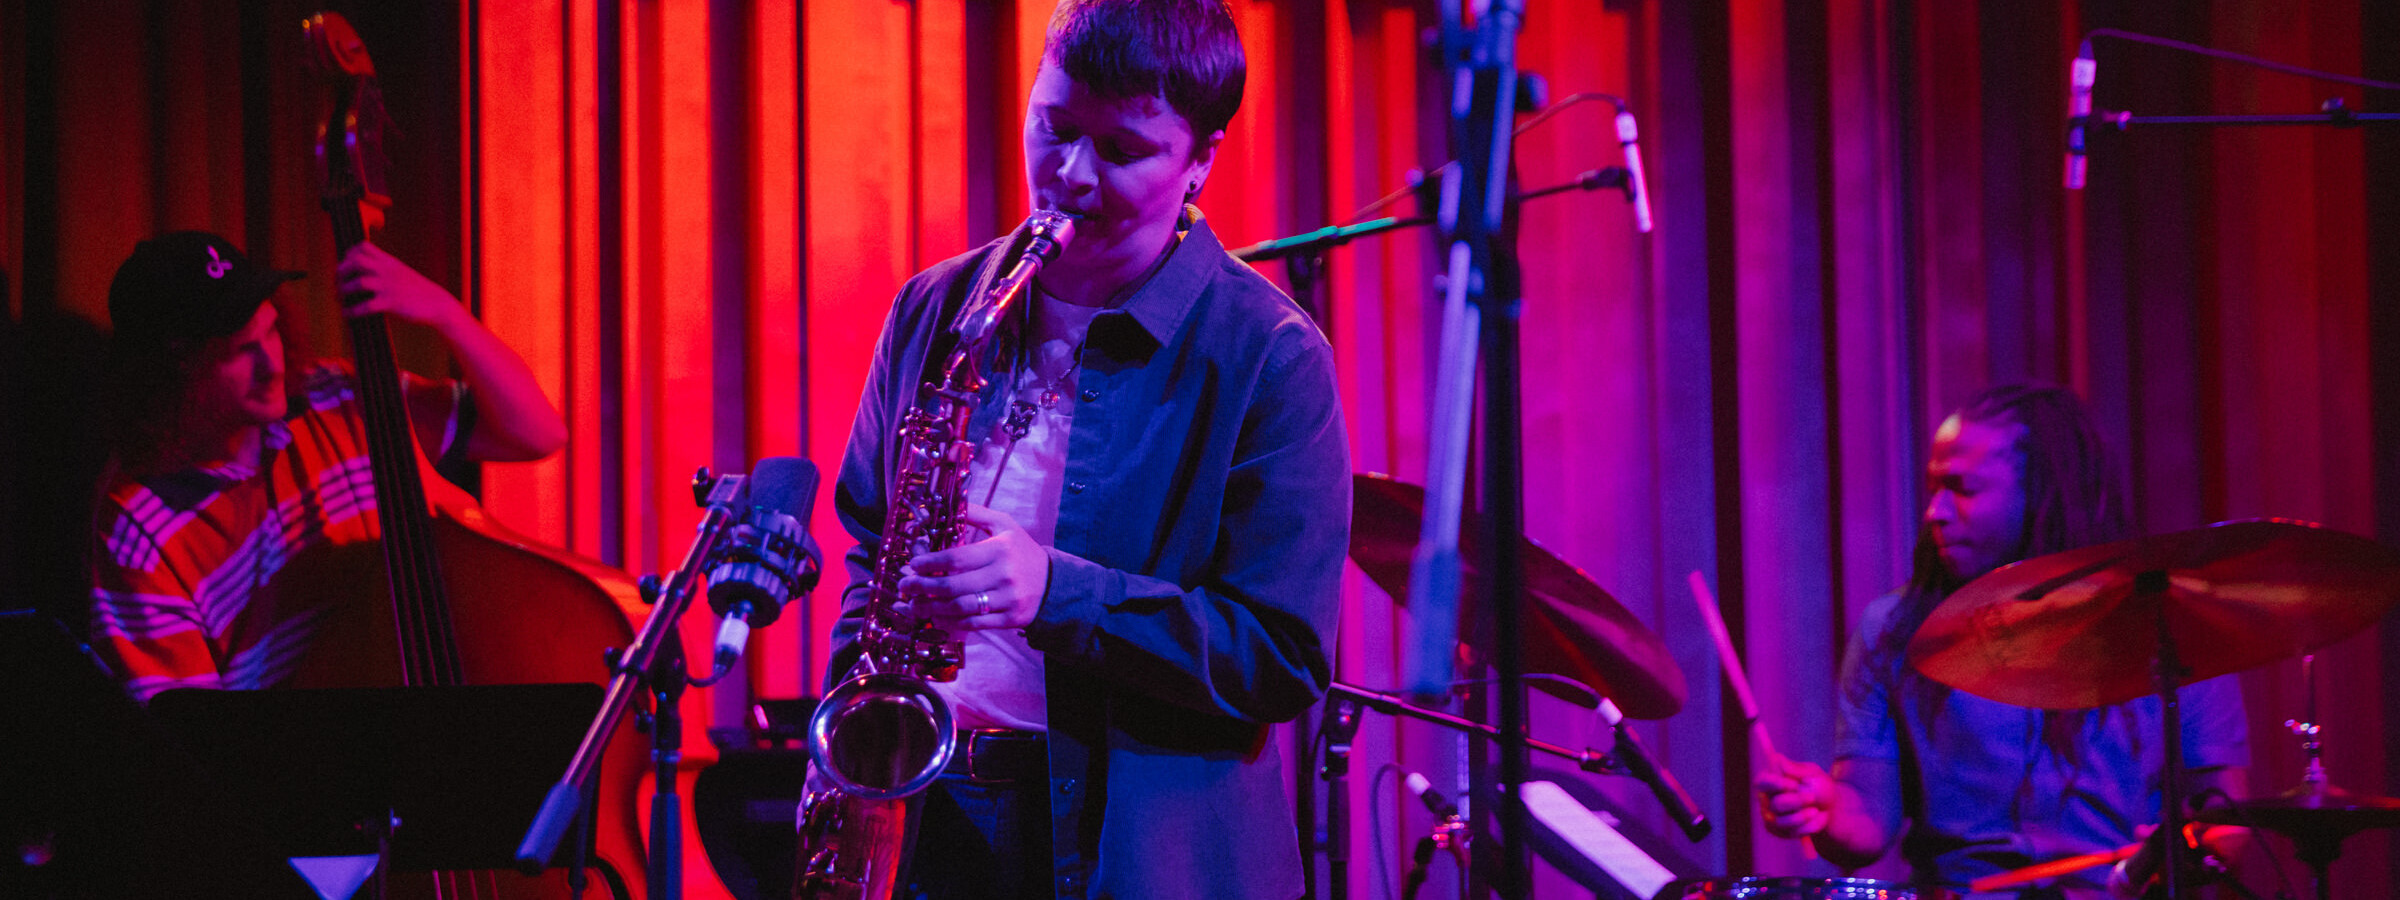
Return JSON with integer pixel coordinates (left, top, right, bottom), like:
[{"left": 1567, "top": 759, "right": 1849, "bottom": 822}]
[{"left": 934, "top": 291, "right": 1103, "bottom": 731}]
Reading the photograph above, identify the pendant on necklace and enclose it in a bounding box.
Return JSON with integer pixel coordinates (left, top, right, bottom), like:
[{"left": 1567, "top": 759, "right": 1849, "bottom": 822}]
[{"left": 1003, "top": 399, "right": 1038, "bottom": 441}]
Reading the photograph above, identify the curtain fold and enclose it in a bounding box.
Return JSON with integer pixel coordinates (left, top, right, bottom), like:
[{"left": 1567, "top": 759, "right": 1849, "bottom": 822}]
[{"left": 6, "top": 1, "right": 2392, "bottom": 897}]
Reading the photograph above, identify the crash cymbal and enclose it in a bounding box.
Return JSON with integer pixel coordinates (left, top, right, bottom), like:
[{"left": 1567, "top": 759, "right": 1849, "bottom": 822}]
[
  {"left": 1348, "top": 473, "right": 1687, "bottom": 719},
  {"left": 2192, "top": 785, "right": 2400, "bottom": 840},
  {"left": 1908, "top": 519, "right": 2400, "bottom": 709}
]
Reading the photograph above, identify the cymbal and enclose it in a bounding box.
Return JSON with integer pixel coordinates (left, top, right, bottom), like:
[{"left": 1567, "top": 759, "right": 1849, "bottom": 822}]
[
  {"left": 1908, "top": 520, "right": 2400, "bottom": 709},
  {"left": 1347, "top": 473, "right": 1687, "bottom": 719},
  {"left": 2193, "top": 785, "right": 2400, "bottom": 841}
]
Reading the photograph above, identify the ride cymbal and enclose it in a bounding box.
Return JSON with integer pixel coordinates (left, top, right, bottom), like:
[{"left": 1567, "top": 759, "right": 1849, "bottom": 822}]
[
  {"left": 1347, "top": 473, "right": 1687, "bottom": 719},
  {"left": 1908, "top": 520, "right": 2400, "bottom": 709}
]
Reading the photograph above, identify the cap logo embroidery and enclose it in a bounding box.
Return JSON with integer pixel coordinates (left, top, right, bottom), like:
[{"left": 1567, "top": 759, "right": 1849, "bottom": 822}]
[{"left": 205, "top": 246, "right": 232, "bottom": 279}]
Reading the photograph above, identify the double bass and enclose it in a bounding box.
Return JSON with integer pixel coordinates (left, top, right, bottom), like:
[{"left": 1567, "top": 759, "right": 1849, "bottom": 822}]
[{"left": 278, "top": 13, "right": 654, "bottom": 899}]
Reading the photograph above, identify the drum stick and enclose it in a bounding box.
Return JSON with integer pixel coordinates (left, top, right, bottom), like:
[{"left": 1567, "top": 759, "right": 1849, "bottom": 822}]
[
  {"left": 1970, "top": 823, "right": 2205, "bottom": 893},
  {"left": 1966, "top": 844, "right": 2134, "bottom": 892},
  {"left": 1688, "top": 571, "right": 1817, "bottom": 859}
]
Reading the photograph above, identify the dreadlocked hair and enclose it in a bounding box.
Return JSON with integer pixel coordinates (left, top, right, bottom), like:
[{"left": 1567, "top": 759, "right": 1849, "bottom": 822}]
[{"left": 1860, "top": 383, "right": 2133, "bottom": 761}]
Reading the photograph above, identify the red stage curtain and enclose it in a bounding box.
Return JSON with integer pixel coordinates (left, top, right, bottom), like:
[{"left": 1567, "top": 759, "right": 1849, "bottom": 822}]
[{"left": 7, "top": 1, "right": 2394, "bottom": 898}]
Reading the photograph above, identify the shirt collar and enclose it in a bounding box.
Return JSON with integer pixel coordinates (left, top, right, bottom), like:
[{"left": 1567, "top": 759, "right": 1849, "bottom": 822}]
[
  {"left": 1105, "top": 205, "right": 1219, "bottom": 348},
  {"left": 145, "top": 420, "right": 291, "bottom": 506}
]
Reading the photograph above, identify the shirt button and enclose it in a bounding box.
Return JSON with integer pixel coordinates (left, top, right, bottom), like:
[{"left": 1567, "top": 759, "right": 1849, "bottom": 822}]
[
  {"left": 1080, "top": 389, "right": 1100, "bottom": 402},
  {"left": 1059, "top": 778, "right": 1079, "bottom": 795},
  {"left": 1058, "top": 874, "right": 1082, "bottom": 896},
  {"left": 1067, "top": 482, "right": 1086, "bottom": 494}
]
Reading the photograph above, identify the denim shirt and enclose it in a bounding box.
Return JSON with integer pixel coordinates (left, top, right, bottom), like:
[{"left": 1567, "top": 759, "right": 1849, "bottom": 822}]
[
  {"left": 830, "top": 210, "right": 1350, "bottom": 900},
  {"left": 1834, "top": 591, "right": 2248, "bottom": 898}
]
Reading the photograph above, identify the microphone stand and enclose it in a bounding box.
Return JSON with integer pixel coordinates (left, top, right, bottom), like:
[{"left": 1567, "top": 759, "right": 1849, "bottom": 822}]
[
  {"left": 1427, "top": 1, "right": 1533, "bottom": 894},
  {"left": 518, "top": 467, "right": 748, "bottom": 900},
  {"left": 1319, "top": 695, "right": 1364, "bottom": 900},
  {"left": 1236, "top": 163, "right": 1629, "bottom": 899},
  {"left": 2089, "top": 100, "right": 2400, "bottom": 130},
  {"left": 1329, "top": 682, "right": 1641, "bottom": 776},
  {"left": 1400, "top": 809, "right": 1472, "bottom": 900},
  {"left": 1231, "top": 168, "right": 1634, "bottom": 320},
  {"left": 1326, "top": 681, "right": 1697, "bottom": 899}
]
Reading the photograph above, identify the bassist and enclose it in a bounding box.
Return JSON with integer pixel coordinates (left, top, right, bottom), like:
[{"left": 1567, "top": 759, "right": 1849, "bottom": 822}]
[{"left": 90, "top": 231, "right": 565, "bottom": 702}]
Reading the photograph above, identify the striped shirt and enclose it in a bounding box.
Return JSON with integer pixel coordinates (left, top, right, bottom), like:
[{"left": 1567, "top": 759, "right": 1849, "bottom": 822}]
[{"left": 90, "top": 362, "right": 464, "bottom": 702}]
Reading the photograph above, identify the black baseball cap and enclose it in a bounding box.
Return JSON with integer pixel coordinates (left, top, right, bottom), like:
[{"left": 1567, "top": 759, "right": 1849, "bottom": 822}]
[{"left": 108, "top": 231, "right": 304, "bottom": 343}]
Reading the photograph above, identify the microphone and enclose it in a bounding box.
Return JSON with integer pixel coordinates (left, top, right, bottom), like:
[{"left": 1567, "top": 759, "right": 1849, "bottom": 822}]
[
  {"left": 1599, "top": 698, "right": 1710, "bottom": 843},
  {"left": 1613, "top": 105, "right": 1654, "bottom": 233},
  {"left": 705, "top": 457, "right": 822, "bottom": 671},
  {"left": 1404, "top": 771, "right": 1460, "bottom": 819},
  {"left": 2066, "top": 39, "right": 2096, "bottom": 190}
]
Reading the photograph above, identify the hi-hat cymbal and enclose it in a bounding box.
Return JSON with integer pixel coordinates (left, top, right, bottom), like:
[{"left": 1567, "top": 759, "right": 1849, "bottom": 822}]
[
  {"left": 1908, "top": 520, "right": 2400, "bottom": 709},
  {"left": 2193, "top": 785, "right": 2400, "bottom": 842},
  {"left": 1347, "top": 473, "right": 1687, "bottom": 719}
]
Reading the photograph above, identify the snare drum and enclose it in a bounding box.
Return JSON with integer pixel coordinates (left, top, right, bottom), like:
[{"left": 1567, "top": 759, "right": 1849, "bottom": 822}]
[{"left": 1669, "top": 876, "right": 1955, "bottom": 900}]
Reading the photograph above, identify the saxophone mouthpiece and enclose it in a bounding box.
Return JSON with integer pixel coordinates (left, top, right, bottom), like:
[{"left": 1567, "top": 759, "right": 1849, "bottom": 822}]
[{"left": 1026, "top": 210, "right": 1078, "bottom": 263}]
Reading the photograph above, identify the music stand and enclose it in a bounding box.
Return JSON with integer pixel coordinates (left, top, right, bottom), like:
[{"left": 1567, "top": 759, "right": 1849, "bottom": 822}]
[
  {"left": 0, "top": 612, "right": 315, "bottom": 898},
  {"left": 149, "top": 684, "right": 607, "bottom": 878}
]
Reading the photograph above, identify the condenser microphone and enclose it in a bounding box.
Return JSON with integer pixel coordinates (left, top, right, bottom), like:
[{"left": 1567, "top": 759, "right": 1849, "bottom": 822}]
[
  {"left": 2066, "top": 40, "right": 2096, "bottom": 190},
  {"left": 706, "top": 457, "right": 822, "bottom": 670},
  {"left": 1614, "top": 105, "right": 1654, "bottom": 233},
  {"left": 1404, "top": 771, "right": 1461, "bottom": 819},
  {"left": 1599, "top": 698, "right": 1710, "bottom": 843}
]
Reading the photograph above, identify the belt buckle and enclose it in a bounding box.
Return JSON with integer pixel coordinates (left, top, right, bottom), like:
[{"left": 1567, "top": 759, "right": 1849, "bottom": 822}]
[{"left": 963, "top": 728, "right": 1036, "bottom": 785}]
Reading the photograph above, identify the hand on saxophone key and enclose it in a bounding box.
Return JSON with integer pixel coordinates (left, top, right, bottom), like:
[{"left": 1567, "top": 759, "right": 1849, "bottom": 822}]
[{"left": 896, "top": 504, "right": 1052, "bottom": 630}]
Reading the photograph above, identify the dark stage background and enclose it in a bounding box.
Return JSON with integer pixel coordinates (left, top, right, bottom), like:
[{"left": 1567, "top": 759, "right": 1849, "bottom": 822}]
[{"left": 5, "top": 1, "right": 2397, "bottom": 898}]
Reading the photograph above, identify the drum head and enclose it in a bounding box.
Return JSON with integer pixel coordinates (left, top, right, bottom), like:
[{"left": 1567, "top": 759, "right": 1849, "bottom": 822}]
[{"left": 1670, "top": 876, "right": 1948, "bottom": 900}]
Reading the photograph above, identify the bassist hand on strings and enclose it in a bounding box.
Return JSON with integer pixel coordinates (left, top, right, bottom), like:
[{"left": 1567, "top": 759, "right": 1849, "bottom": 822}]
[{"left": 334, "top": 241, "right": 566, "bottom": 463}]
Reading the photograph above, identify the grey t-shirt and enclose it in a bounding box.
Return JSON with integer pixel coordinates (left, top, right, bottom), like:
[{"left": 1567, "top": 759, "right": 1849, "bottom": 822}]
[{"left": 1833, "top": 591, "right": 2249, "bottom": 898}]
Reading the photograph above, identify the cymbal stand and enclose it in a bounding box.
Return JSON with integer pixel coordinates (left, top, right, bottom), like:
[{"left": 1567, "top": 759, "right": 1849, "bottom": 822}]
[
  {"left": 2144, "top": 569, "right": 2194, "bottom": 900},
  {"left": 2281, "top": 654, "right": 2341, "bottom": 900}
]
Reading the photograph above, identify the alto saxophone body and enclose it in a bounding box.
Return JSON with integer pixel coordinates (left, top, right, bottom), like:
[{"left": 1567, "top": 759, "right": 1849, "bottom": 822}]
[{"left": 795, "top": 211, "right": 1078, "bottom": 900}]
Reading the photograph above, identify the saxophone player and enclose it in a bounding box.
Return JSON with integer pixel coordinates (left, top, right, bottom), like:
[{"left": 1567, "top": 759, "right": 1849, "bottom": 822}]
[{"left": 823, "top": 1, "right": 1349, "bottom": 898}]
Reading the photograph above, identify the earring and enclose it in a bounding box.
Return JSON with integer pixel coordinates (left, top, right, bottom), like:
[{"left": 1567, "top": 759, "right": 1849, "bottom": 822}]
[{"left": 1187, "top": 179, "right": 1201, "bottom": 198}]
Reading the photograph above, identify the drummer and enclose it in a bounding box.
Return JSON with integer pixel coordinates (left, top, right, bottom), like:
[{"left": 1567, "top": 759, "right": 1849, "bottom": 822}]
[{"left": 1754, "top": 384, "right": 2250, "bottom": 898}]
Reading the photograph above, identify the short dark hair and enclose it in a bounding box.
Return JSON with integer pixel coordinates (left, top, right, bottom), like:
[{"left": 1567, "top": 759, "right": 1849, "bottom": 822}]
[{"left": 1044, "top": 0, "right": 1247, "bottom": 142}]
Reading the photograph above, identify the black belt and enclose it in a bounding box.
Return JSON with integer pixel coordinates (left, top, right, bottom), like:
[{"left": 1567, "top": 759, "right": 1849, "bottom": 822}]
[{"left": 944, "top": 728, "right": 1046, "bottom": 785}]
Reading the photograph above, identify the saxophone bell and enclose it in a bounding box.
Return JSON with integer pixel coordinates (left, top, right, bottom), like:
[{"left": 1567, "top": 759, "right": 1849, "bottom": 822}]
[{"left": 795, "top": 209, "right": 1080, "bottom": 900}]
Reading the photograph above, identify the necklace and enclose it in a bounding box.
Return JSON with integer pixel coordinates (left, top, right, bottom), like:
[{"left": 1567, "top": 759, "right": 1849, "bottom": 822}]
[
  {"left": 976, "top": 302, "right": 1088, "bottom": 508},
  {"left": 1001, "top": 345, "right": 1084, "bottom": 441}
]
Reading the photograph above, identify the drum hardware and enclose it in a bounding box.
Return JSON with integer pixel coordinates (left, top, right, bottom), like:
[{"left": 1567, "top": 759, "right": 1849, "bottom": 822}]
[
  {"left": 1667, "top": 876, "right": 1952, "bottom": 899},
  {"left": 1908, "top": 519, "right": 2400, "bottom": 900},
  {"left": 2190, "top": 654, "right": 2400, "bottom": 900}
]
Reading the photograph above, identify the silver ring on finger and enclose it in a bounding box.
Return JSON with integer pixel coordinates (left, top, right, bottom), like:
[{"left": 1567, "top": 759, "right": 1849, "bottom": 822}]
[{"left": 977, "top": 592, "right": 992, "bottom": 617}]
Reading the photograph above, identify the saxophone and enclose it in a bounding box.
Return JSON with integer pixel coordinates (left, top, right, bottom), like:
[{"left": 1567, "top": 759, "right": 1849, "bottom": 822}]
[{"left": 795, "top": 210, "right": 1078, "bottom": 900}]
